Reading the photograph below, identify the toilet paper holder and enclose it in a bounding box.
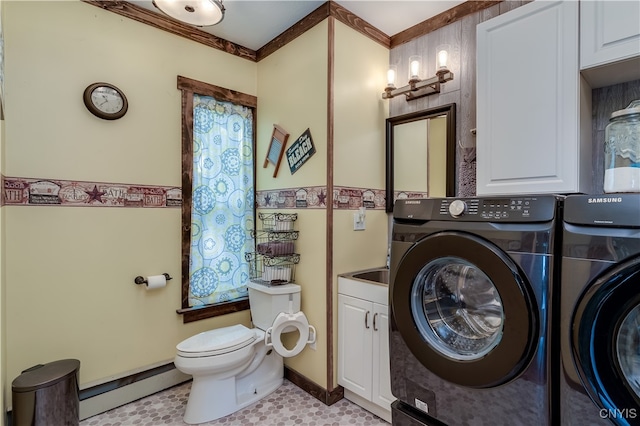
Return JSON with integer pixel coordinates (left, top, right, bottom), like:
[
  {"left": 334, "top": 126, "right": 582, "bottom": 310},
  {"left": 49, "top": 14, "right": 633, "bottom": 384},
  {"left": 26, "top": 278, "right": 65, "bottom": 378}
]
[{"left": 134, "top": 273, "right": 173, "bottom": 285}]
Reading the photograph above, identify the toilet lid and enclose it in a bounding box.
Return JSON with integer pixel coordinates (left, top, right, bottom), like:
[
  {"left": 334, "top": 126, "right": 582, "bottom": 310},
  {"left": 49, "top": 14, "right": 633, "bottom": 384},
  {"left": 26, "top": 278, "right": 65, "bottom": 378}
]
[
  {"left": 176, "top": 324, "right": 256, "bottom": 357},
  {"left": 268, "top": 312, "right": 310, "bottom": 358}
]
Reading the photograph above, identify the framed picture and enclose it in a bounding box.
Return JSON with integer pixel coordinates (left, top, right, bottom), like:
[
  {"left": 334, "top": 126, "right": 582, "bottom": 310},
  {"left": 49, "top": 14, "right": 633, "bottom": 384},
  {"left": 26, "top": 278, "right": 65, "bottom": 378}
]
[{"left": 263, "top": 124, "right": 289, "bottom": 178}]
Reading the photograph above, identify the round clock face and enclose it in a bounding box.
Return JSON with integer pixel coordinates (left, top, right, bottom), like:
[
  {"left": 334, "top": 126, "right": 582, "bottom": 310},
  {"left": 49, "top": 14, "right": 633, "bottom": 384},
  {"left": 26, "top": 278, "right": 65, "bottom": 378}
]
[{"left": 83, "top": 83, "right": 128, "bottom": 120}]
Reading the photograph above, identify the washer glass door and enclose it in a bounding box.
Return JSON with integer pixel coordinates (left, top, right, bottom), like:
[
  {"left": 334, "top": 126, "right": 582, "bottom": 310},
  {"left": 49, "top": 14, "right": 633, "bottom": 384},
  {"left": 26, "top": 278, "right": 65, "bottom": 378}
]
[
  {"left": 573, "top": 255, "right": 640, "bottom": 420},
  {"left": 411, "top": 256, "right": 504, "bottom": 361},
  {"left": 617, "top": 305, "right": 640, "bottom": 398},
  {"left": 391, "top": 231, "right": 539, "bottom": 388}
]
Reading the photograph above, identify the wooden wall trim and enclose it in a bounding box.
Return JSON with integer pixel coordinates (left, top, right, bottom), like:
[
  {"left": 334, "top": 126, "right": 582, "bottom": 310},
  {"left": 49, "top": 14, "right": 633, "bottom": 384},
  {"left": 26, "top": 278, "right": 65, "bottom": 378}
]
[
  {"left": 329, "top": 2, "right": 390, "bottom": 49},
  {"left": 177, "top": 75, "right": 258, "bottom": 108},
  {"left": 84, "top": 1, "right": 501, "bottom": 62},
  {"left": 82, "top": 0, "right": 256, "bottom": 61},
  {"left": 257, "top": 2, "right": 331, "bottom": 61},
  {"left": 180, "top": 82, "right": 194, "bottom": 314},
  {"left": 326, "top": 15, "right": 336, "bottom": 394},
  {"left": 177, "top": 75, "right": 256, "bottom": 322},
  {"left": 391, "top": 0, "right": 503, "bottom": 48},
  {"left": 285, "top": 367, "right": 344, "bottom": 406}
]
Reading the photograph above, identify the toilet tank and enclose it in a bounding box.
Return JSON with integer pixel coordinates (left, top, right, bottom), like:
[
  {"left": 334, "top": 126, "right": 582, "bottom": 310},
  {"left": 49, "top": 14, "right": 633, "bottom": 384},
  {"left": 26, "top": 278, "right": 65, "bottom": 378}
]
[{"left": 247, "top": 282, "right": 301, "bottom": 330}]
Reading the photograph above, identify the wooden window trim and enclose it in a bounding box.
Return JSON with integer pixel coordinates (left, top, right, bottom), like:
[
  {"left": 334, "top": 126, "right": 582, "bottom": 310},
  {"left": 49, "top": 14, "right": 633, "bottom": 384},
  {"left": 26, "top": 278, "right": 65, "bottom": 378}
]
[{"left": 177, "top": 75, "right": 257, "bottom": 323}]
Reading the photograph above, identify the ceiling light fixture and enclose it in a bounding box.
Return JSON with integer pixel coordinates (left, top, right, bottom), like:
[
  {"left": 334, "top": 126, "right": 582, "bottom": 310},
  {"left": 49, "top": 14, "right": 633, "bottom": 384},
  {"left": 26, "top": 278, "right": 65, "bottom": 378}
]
[
  {"left": 152, "top": 0, "right": 225, "bottom": 27},
  {"left": 383, "top": 46, "right": 454, "bottom": 101}
]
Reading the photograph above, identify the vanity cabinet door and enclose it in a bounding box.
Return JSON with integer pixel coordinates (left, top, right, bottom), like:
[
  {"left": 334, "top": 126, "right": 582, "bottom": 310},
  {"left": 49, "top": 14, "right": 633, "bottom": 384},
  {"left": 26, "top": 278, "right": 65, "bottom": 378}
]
[
  {"left": 371, "top": 302, "right": 394, "bottom": 411},
  {"left": 476, "top": 0, "right": 592, "bottom": 196},
  {"left": 337, "top": 294, "right": 373, "bottom": 400}
]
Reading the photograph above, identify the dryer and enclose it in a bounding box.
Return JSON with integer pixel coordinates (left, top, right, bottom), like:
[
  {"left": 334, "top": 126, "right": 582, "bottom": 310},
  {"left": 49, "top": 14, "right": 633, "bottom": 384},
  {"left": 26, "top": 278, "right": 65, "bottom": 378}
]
[
  {"left": 560, "top": 194, "right": 640, "bottom": 426},
  {"left": 389, "top": 196, "right": 561, "bottom": 426}
]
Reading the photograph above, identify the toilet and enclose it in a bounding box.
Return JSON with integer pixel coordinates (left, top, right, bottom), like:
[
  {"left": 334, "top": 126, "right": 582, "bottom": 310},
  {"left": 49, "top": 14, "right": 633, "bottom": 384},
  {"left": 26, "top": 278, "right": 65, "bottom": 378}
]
[{"left": 174, "top": 282, "right": 315, "bottom": 424}]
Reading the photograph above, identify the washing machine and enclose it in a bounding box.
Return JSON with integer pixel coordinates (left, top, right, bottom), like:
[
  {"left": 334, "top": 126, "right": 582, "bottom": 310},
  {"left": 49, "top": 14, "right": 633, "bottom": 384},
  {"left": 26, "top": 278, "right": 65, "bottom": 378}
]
[
  {"left": 560, "top": 194, "right": 640, "bottom": 426},
  {"left": 389, "top": 196, "right": 561, "bottom": 426}
]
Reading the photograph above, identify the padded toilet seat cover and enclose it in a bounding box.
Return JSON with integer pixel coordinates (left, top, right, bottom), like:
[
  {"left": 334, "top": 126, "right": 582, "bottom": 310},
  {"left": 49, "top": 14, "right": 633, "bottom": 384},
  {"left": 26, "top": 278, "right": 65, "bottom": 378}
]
[
  {"left": 177, "top": 324, "right": 257, "bottom": 358},
  {"left": 265, "top": 312, "right": 315, "bottom": 358}
]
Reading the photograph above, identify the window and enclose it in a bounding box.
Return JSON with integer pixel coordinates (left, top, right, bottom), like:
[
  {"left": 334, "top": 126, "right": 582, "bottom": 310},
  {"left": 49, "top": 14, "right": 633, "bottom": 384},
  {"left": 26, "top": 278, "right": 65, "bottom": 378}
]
[{"left": 177, "top": 76, "right": 257, "bottom": 323}]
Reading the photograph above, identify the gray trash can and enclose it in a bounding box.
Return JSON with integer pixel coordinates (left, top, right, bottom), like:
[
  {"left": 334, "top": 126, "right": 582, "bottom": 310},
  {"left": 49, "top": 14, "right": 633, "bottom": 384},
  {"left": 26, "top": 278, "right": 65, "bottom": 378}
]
[{"left": 12, "top": 359, "right": 80, "bottom": 426}]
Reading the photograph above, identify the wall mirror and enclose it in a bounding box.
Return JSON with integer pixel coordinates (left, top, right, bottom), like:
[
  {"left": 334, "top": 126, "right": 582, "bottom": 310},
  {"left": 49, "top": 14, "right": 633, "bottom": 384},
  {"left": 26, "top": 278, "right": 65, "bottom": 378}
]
[{"left": 385, "top": 103, "right": 456, "bottom": 213}]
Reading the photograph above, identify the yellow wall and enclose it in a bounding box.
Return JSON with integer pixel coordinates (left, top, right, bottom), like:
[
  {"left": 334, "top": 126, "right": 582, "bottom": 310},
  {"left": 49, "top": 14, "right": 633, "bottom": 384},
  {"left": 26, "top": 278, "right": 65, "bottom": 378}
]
[
  {"left": 2, "top": 0, "right": 256, "bottom": 407},
  {"left": 332, "top": 21, "right": 389, "bottom": 387},
  {"left": 3, "top": 1, "right": 391, "bottom": 413},
  {"left": 256, "top": 21, "right": 329, "bottom": 388},
  {"left": 332, "top": 20, "right": 388, "bottom": 274},
  {"left": 1, "top": 121, "right": 5, "bottom": 426},
  {"left": 394, "top": 120, "right": 429, "bottom": 193},
  {"left": 428, "top": 116, "right": 447, "bottom": 197},
  {"left": 255, "top": 19, "right": 390, "bottom": 391},
  {"left": 1, "top": 1, "right": 6, "bottom": 422}
]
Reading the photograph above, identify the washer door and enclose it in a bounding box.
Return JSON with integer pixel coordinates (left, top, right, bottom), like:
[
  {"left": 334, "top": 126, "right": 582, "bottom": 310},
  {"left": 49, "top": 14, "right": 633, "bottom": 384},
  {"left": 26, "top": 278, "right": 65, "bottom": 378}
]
[
  {"left": 391, "top": 231, "right": 539, "bottom": 388},
  {"left": 573, "top": 255, "right": 640, "bottom": 424}
]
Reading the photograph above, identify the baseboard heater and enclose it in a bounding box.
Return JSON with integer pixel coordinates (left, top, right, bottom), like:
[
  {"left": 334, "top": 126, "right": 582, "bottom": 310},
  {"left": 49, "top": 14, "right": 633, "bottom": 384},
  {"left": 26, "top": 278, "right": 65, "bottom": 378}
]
[{"left": 78, "top": 361, "right": 191, "bottom": 420}]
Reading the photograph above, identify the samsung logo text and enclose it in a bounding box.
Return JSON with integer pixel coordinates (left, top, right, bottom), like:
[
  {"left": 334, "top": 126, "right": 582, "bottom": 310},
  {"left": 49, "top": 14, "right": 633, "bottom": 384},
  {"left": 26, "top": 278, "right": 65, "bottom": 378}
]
[{"left": 588, "top": 197, "right": 623, "bottom": 203}]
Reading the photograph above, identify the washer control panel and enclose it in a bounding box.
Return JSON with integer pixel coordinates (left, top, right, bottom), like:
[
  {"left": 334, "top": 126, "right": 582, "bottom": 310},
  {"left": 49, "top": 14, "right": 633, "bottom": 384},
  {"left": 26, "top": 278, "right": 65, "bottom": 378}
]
[{"left": 437, "top": 196, "right": 556, "bottom": 222}]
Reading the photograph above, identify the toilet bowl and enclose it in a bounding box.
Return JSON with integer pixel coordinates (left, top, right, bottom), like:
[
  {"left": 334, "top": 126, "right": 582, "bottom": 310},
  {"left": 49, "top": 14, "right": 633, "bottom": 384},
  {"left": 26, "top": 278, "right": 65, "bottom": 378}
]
[{"left": 175, "top": 282, "right": 314, "bottom": 424}]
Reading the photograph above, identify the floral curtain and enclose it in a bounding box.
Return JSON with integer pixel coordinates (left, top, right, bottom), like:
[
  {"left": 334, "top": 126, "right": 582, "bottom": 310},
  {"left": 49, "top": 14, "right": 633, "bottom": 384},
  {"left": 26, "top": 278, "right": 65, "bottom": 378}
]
[{"left": 189, "top": 94, "right": 254, "bottom": 307}]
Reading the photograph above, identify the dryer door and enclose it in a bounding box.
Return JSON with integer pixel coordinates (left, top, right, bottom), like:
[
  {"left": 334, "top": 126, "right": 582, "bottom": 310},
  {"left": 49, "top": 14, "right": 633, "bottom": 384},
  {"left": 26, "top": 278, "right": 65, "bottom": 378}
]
[
  {"left": 391, "top": 231, "right": 539, "bottom": 388},
  {"left": 572, "top": 254, "right": 640, "bottom": 424}
]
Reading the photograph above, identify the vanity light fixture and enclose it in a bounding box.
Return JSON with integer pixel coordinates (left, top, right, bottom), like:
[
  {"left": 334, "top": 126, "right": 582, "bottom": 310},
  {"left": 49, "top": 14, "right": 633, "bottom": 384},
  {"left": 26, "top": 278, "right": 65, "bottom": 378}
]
[
  {"left": 383, "top": 46, "right": 454, "bottom": 101},
  {"left": 152, "top": 0, "right": 225, "bottom": 26}
]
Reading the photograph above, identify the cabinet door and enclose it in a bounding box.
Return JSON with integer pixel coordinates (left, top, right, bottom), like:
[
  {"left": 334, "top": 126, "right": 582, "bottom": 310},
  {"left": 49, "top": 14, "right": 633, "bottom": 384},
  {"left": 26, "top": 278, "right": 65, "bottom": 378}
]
[
  {"left": 581, "top": 1, "right": 640, "bottom": 70},
  {"left": 371, "top": 303, "right": 395, "bottom": 410},
  {"left": 337, "top": 294, "right": 372, "bottom": 400},
  {"left": 476, "top": 1, "right": 583, "bottom": 195}
]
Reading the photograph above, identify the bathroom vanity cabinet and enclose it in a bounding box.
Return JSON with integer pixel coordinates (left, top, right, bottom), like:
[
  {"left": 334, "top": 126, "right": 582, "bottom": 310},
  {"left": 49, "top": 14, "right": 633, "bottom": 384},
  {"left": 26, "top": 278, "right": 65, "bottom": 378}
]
[{"left": 337, "top": 275, "right": 394, "bottom": 423}]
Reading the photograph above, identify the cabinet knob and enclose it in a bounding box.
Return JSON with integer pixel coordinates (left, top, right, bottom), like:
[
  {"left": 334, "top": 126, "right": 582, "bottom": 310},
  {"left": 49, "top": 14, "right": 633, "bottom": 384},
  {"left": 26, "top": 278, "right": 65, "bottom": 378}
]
[
  {"left": 365, "top": 311, "right": 370, "bottom": 329},
  {"left": 373, "top": 313, "right": 378, "bottom": 331}
]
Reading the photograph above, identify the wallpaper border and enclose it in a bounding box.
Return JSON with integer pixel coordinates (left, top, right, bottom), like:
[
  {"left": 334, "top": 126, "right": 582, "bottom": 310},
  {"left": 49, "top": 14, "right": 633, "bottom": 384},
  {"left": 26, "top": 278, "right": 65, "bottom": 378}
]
[
  {"left": 3, "top": 176, "right": 395, "bottom": 211},
  {"left": 2, "top": 176, "right": 181, "bottom": 208},
  {"left": 256, "top": 186, "right": 387, "bottom": 210}
]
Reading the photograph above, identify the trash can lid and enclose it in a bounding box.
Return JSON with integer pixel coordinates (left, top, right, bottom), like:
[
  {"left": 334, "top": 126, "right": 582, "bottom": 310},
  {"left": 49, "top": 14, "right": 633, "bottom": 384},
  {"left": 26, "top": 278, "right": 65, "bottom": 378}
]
[{"left": 12, "top": 359, "right": 80, "bottom": 392}]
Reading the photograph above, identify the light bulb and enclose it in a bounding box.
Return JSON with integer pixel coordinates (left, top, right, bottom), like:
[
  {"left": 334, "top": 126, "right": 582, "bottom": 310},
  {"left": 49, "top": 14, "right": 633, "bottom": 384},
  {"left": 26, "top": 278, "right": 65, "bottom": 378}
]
[
  {"left": 438, "top": 50, "right": 448, "bottom": 70},
  {"left": 409, "top": 55, "right": 421, "bottom": 81},
  {"left": 387, "top": 68, "right": 396, "bottom": 86}
]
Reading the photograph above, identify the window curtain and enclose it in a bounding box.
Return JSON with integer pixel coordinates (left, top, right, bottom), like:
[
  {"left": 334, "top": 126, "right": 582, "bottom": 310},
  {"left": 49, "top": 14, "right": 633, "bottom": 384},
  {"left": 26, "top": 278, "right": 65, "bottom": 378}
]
[{"left": 189, "top": 94, "right": 254, "bottom": 307}]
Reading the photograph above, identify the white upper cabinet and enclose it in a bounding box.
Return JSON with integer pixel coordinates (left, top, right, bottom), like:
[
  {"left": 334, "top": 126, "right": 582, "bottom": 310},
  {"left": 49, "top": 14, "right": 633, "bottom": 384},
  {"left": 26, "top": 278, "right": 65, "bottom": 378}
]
[
  {"left": 580, "top": 0, "right": 640, "bottom": 88},
  {"left": 476, "top": 0, "right": 592, "bottom": 196},
  {"left": 581, "top": 0, "right": 640, "bottom": 67}
]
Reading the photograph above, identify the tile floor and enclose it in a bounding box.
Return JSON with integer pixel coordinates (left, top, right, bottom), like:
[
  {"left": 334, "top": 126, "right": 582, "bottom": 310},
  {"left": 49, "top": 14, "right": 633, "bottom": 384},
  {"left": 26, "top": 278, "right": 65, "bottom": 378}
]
[{"left": 80, "top": 379, "right": 390, "bottom": 426}]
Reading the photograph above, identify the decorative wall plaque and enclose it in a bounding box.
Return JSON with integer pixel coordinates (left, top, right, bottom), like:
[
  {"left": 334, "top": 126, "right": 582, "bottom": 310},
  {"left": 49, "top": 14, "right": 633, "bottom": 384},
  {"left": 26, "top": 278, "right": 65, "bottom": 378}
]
[
  {"left": 287, "top": 128, "right": 316, "bottom": 175},
  {"left": 263, "top": 124, "right": 289, "bottom": 178}
]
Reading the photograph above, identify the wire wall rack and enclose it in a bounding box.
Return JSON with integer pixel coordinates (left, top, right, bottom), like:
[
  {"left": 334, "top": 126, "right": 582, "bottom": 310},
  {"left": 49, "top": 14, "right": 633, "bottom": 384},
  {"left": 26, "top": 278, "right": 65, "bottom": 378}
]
[{"left": 246, "top": 213, "right": 300, "bottom": 285}]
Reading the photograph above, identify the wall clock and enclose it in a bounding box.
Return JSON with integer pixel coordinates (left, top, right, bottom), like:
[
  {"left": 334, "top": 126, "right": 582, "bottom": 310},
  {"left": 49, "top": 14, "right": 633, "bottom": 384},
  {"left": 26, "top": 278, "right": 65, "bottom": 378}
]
[{"left": 83, "top": 82, "right": 128, "bottom": 120}]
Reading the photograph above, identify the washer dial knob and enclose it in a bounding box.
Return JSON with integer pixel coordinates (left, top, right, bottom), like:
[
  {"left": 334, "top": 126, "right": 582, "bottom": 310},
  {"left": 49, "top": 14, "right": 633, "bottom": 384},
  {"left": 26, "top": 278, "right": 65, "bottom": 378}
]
[{"left": 449, "top": 200, "right": 467, "bottom": 217}]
